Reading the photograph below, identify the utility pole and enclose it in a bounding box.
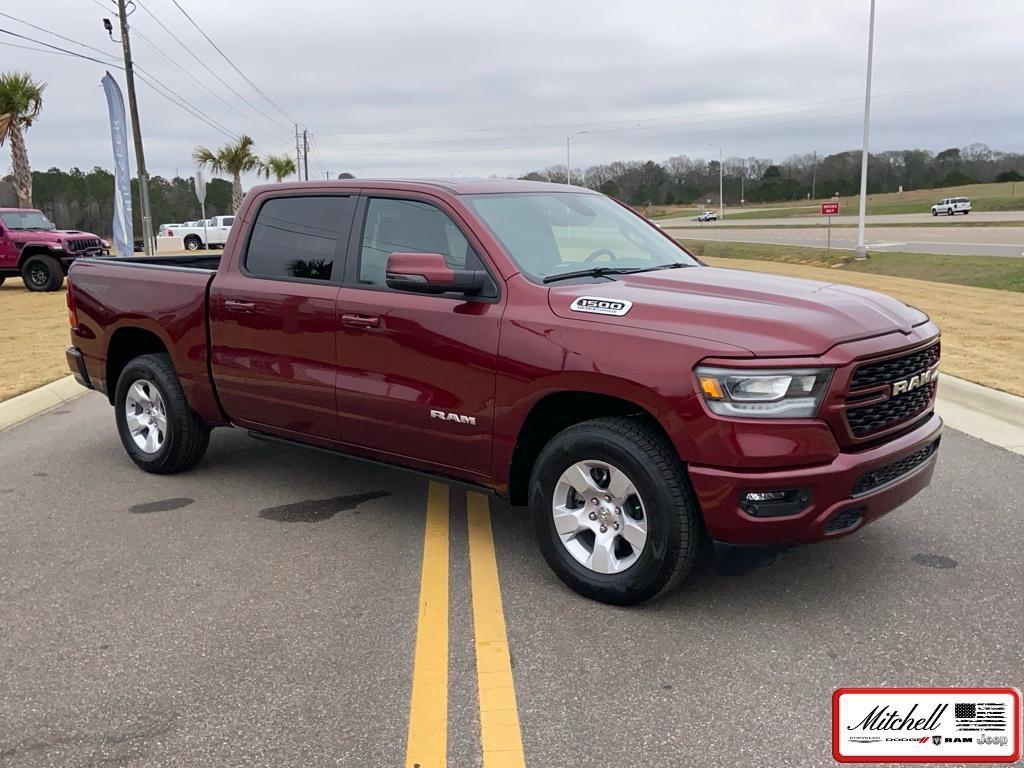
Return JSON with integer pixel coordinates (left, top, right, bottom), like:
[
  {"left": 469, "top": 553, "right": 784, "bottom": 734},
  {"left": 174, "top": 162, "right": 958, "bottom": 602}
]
[
  {"left": 811, "top": 150, "right": 817, "bottom": 200},
  {"left": 116, "top": 0, "right": 154, "bottom": 254},
  {"left": 295, "top": 124, "right": 303, "bottom": 181},
  {"left": 708, "top": 143, "right": 723, "bottom": 220},
  {"left": 566, "top": 131, "right": 587, "bottom": 185},
  {"left": 302, "top": 129, "right": 309, "bottom": 181},
  {"left": 855, "top": 0, "right": 876, "bottom": 261}
]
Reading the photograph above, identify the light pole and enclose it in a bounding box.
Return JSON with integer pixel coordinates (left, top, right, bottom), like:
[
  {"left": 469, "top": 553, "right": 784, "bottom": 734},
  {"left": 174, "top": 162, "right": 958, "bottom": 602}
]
[
  {"left": 566, "top": 131, "right": 587, "bottom": 185},
  {"left": 855, "top": 0, "right": 876, "bottom": 261},
  {"left": 708, "top": 143, "right": 723, "bottom": 220}
]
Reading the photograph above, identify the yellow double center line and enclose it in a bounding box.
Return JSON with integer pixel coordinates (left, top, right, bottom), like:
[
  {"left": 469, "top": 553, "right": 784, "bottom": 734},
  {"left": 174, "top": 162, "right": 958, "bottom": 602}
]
[{"left": 405, "top": 482, "right": 526, "bottom": 768}]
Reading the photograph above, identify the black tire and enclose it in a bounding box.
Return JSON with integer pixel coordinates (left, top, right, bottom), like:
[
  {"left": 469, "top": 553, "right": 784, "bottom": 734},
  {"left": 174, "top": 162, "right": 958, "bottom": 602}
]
[
  {"left": 529, "top": 417, "right": 706, "bottom": 605},
  {"left": 114, "top": 353, "right": 210, "bottom": 474},
  {"left": 183, "top": 235, "right": 202, "bottom": 251},
  {"left": 21, "top": 254, "right": 64, "bottom": 292},
  {"left": 947, "top": 208, "right": 954, "bottom": 216},
  {"left": 0, "top": 276, "right": 5, "bottom": 287},
  {"left": 932, "top": 210, "right": 938, "bottom": 216}
]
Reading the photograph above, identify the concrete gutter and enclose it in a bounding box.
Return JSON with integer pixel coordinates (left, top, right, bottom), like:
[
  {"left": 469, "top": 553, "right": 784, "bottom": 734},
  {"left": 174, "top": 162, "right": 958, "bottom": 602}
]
[
  {"left": 2, "top": 371, "right": 1023, "bottom": 457},
  {"left": 0, "top": 375, "right": 90, "bottom": 431},
  {"left": 935, "top": 373, "right": 1024, "bottom": 456}
]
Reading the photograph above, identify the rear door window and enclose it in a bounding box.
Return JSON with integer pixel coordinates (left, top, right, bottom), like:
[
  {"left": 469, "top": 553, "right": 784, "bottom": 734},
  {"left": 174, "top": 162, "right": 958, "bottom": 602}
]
[{"left": 243, "top": 196, "right": 354, "bottom": 282}]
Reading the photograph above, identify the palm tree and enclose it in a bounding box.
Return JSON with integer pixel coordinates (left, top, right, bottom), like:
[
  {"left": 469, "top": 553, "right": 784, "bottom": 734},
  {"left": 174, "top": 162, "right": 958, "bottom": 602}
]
[
  {"left": 261, "top": 153, "right": 297, "bottom": 183},
  {"left": 193, "top": 134, "right": 260, "bottom": 212},
  {"left": 0, "top": 72, "right": 46, "bottom": 208}
]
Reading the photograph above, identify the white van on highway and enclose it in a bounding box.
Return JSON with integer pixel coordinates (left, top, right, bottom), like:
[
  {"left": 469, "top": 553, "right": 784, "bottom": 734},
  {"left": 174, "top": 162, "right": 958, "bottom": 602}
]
[{"left": 931, "top": 197, "right": 971, "bottom": 216}]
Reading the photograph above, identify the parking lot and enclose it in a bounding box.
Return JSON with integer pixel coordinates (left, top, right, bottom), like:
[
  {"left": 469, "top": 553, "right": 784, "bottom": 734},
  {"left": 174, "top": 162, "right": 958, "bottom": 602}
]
[{"left": 2, "top": 393, "right": 1022, "bottom": 767}]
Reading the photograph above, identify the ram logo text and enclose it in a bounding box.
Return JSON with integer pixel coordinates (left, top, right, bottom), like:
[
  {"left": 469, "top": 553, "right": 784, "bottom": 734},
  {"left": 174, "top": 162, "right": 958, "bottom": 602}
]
[
  {"left": 892, "top": 365, "right": 939, "bottom": 396},
  {"left": 430, "top": 410, "right": 476, "bottom": 425}
]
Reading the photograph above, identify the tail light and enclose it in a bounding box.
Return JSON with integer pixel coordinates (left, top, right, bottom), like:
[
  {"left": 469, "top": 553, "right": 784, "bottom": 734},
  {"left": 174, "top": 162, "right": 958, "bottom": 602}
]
[{"left": 66, "top": 281, "right": 78, "bottom": 327}]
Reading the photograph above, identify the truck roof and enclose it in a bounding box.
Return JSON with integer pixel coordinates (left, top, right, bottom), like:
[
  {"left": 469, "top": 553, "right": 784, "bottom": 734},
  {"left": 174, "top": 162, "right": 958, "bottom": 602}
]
[
  {"left": 0, "top": 207, "right": 43, "bottom": 213},
  {"left": 247, "top": 178, "right": 596, "bottom": 197}
]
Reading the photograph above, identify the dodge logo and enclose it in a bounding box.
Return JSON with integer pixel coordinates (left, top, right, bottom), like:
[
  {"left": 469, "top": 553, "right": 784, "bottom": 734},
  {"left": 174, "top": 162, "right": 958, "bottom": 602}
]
[{"left": 891, "top": 365, "right": 939, "bottom": 396}]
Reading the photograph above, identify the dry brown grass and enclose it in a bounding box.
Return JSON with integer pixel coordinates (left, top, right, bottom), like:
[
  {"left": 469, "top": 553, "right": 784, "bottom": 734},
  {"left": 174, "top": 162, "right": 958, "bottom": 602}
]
[
  {"left": 0, "top": 278, "right": 73, "bottom": 401},
  {"left": 1, "top": 263, "right": 1022, "bottom": 402},
  {"left": 703, "top": 257, "right": 1024, "bottom": 397}
]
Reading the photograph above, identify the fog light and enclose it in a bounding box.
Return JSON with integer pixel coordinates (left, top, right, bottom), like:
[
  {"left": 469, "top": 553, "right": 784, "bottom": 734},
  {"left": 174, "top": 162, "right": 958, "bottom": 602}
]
[{"left": 741, "top": 488, "right": 811, "bottom": 517}]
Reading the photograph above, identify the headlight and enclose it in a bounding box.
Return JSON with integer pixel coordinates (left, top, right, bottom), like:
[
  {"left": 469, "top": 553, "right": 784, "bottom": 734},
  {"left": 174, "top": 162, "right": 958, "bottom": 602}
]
[{"left": 695, "top": 366, "right": 832, "bottom": 419}]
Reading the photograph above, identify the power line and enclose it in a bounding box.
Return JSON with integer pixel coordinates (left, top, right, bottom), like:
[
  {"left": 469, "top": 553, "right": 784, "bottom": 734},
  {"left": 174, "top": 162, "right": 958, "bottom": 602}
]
[
  {"left": 0, "top": 10, "right": 121, "bottom": 63},
  {"left": 0, "top": 27, "right": 125, "bottom": 67},
  {"left": 165, "top": 0, "right": 297, "bottom": 125},
  {"left": 132, "top": 26, "right": 285, "bottom": 141},
  {"left": 131, "top": 0, "right": 292, "bottom": 133},
  {"left": 0, "top": 26, "right": 239, "bottom": 142},
  {"left": 0, "top": 39, "right": 120, "bottom": 63}
]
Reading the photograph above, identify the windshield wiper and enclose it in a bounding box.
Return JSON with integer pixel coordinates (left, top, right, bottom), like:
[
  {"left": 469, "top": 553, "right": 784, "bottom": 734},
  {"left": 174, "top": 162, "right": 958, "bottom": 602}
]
[
  {"left": 628, "top": 262, "right": 693, "bottom": 274},
  {"left": 542, "top": 266, "right": 647, "bottom": 284}
]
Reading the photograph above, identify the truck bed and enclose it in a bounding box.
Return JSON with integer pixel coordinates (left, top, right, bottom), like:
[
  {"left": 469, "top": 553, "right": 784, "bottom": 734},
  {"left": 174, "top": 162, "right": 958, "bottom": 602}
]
[{"left": 67, "top": 255, "right": 223, "bottom": 424}]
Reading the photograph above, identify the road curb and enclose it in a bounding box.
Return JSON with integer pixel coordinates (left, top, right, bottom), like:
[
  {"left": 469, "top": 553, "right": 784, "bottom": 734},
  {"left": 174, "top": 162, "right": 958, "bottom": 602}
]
[
  {"left": 0, "top": 375, "right": 89, "bottom": 432},
  {"left": 936, "top": 373, "right": 1024, "bottom": 456}
]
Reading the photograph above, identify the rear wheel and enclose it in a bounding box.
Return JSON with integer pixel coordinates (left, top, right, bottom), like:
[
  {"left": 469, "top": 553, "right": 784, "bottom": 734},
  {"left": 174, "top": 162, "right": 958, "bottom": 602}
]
[
  {"left": 529, "top": 417, "right": 706, "bottom": 605},
  {"left": 183, "top": 235, "right": 202, "bottom": 251},
  {"left": 21, "top": 254, "right": 64, "bottom": 292},
  {"left": 114, "top": 353, "right": 210, "bottom": 473}
]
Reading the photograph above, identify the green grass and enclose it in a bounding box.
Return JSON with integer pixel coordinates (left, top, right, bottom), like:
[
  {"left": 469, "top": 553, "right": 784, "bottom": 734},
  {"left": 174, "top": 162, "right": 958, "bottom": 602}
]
[
  {"left": 678, "top": 239, "right": 1024, "bottom": 293},
  {"left": 649, "top": 181, "right": 1024, "bottom": 220}
]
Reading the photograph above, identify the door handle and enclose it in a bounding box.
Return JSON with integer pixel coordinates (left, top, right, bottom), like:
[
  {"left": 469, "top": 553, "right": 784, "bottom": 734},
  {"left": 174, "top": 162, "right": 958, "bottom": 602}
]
[
  {"left": 342, "top": 313, "right": 381, "bottom": 329},
  {"left": 224, "top": 299, "right": 256, "bottom": 313}
]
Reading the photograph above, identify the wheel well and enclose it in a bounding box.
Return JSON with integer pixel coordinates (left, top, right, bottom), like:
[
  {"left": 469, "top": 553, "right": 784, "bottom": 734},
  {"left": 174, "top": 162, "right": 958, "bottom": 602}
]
[
  {"left": 507, "top": 391, "right": 670, "bottom": 506},
  {"left": 106, "top": 328, "right": 168, "bottom": 402},
  {"left": 18, "top": 246, "right": 55, "bottom": 269}
]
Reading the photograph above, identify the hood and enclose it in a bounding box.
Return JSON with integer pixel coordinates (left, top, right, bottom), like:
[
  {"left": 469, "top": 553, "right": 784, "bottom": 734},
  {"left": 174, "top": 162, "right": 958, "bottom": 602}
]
[
  {"left": 547, "top": 266, "right": 929, "bottom": 357},
  {"left": 10, "top": 228, "right": 101, "bottom": 243}
]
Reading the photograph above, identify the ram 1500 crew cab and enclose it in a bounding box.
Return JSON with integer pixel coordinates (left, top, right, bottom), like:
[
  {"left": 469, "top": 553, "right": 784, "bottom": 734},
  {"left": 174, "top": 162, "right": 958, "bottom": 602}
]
[{"left": 65, "top": 179, "right": 942, "bottom": 604}]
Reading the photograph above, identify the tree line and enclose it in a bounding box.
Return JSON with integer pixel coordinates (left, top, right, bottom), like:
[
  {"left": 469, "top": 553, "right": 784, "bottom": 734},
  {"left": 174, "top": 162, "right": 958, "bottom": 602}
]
[{"left": 523, "top": 143, "right": 1024, "bottom": 206}]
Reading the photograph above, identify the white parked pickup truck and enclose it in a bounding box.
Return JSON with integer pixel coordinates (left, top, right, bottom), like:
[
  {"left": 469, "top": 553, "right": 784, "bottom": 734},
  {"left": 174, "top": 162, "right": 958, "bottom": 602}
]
[{"left": 160, "top": 216, "right": 236, "bottom": 250}]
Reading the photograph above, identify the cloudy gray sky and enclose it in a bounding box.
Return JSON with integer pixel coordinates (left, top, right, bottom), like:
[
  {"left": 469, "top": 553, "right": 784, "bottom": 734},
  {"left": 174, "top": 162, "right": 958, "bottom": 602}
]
[{"left": 3, "top": 0, "right": 1022, "bottom": 186}]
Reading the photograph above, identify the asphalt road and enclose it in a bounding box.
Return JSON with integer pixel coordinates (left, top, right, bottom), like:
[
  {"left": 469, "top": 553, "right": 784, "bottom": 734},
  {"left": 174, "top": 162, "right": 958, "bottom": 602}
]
[
  {"left": 2, "top": 393, "right": 1022, "bottom": 767},
  {"left": 660, "top": 210, "right": 1024, "bottom": 227},
  {"left": 666, "top": 224, "right": 1024, "bottom": 258}
]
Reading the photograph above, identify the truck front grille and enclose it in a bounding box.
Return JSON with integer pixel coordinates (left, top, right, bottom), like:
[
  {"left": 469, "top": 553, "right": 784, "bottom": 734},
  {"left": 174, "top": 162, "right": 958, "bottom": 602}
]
[
  {"left": 849, "top": 343, "right": 940, "bottom": 390},
  {"left": 843, "top": 342, "right": 939, "bottom": 438},
  {"left": 852, "top": 440, "right": 939, "bottom": 496},
  {"left": 846, "top": 383, "right": 934, "bottom": 437}
]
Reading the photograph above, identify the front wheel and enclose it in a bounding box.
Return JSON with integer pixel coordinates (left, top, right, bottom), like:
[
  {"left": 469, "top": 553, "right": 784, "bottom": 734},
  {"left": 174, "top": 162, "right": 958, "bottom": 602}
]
[
  {"left": 529, "top": 417, "right": 706, "bottom": 605},
  {"left": 21, "top": 254, "right": 64, "bottom": 292},
  {"left": 947, "top": 208, "right": 954, "bottom": 216},
  {"left": 114, "top": 353, "right": 210, "bottom": 473}
]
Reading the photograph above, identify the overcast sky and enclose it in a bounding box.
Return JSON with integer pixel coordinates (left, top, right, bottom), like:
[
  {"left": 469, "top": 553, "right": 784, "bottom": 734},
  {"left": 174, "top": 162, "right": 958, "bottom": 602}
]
[{"left": 3, "top": 0, "right": 1022, "bottom": 186}]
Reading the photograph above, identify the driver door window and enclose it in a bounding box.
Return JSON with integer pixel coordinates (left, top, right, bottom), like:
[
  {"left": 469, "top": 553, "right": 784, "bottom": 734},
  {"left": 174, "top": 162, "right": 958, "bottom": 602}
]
[{"left": 358, "top": 198, "right": 483, "bottom": 286}]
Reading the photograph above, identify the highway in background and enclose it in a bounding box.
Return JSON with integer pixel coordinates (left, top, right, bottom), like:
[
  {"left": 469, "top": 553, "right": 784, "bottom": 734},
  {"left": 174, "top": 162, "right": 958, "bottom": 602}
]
[{"left": 664, "top": 222, "right": 1024, "bottom": 258}]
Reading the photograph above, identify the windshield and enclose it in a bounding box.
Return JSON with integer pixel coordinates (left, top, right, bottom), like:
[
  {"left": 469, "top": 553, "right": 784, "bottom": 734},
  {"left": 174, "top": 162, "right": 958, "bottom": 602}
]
[
  {"left": 0, "top": 210, "right": 56, "bottom": 231},
  {"left": 465, "top": 192, "right": 698, "bottom": 282}
]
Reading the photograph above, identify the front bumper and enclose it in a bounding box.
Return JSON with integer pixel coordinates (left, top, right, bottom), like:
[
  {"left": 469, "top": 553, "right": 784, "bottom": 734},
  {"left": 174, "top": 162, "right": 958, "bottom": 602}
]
[
  {"left": 66, "top": 346, "right": 93, "bottom": 390},
  {"left": 688, "top": 412, "right": 942, "bottom": 545}
]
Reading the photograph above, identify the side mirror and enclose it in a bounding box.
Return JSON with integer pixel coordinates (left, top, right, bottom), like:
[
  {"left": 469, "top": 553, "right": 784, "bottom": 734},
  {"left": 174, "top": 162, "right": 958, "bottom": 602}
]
[{"left": 386, "top": 252, "right": 485, "bottom": 295}]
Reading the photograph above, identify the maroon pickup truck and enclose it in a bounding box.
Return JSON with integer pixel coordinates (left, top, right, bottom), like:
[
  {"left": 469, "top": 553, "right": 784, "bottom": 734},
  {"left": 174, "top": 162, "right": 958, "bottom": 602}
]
[
  {"left": 0, "top": 208, "right": 108, "bottom": 291},
  {"left": 65, "top": 179, "right": 942, "bottom": 604}
]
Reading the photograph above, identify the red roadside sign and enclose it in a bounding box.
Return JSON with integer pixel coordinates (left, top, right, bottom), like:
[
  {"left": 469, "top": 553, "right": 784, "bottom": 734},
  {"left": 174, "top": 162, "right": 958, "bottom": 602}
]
[{"left": 821, "top": 201, "right": 840, "bottom": 216}]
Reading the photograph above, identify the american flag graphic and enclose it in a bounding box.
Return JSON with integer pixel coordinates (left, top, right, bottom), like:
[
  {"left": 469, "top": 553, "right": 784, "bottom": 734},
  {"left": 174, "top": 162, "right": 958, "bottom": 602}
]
[{"left": 954, "top": 702, "right": 1008, "bottom": 731}]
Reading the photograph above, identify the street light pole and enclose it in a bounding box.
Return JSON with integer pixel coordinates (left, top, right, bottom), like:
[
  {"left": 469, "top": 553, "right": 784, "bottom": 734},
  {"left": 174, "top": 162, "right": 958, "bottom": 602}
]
[
  {"left": 708, "top": 143, "right": 723, "bottom": 220},
  {"left": 855, "top": 0, "right": 876, "bottom": 261},
  {"left": 566, "top": 131, "right": 587, "bottom": 185},
  {"left": 115, "top": 0, "right": 154, "bottom": 254}
]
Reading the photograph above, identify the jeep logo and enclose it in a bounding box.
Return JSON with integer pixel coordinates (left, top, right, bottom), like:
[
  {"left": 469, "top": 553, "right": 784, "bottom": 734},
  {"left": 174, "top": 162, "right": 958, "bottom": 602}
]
[
  {"left": 892, "top": 365, "right": 939, "bottom": 396},
  {"left": 430, "top": 409, "right": 476, "bottom": 425}
]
